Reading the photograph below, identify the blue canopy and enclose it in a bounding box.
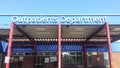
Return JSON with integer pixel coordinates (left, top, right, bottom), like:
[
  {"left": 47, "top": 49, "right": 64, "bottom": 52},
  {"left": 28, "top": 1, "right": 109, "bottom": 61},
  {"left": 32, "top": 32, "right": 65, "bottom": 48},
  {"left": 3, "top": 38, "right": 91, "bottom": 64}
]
[
  {"left": 86, "top": 46, "right": 108, "bottom": 52},
  {"left": 0, "top": 41, "right": 8, "bottom": 53},
  {"left": 36, "top": 42, "right": 83, "bottom": 52},
  {"left": 11, "top": 42, "right": 109, "bottom": 52}
]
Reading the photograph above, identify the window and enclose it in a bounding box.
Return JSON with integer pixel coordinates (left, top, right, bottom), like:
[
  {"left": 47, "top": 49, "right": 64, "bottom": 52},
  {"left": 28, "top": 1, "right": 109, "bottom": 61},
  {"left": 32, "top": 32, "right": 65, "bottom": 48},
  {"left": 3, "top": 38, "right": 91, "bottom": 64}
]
[
  {"left": 87, "top": 52, "right": 92, "bottom": 66},
  {"left": 76, "top": 52, "right": 82, "bottom": 55},
  {"left": 51, "top": 52, "right": 57, "bottom": 56},
  {"left": 77, "top": 56, "right": 83, "bottom": 65},
  {"left": 70, "top": 52, "right": 75, "bottom": 55},
  {"left": 37, "top": 52, "right": 44, "bottom": 56},
  {"left": 104, "top": 52, "right": 109, "bottom": 65},
  {"left": 63, "top": 53, "right": 70, "bottom": 64},
  {"left": 62, "top": 52, "right": 83, "bottom": 65},
  {"left": 70, "top": 56, "right": 76, "bottom": 64},
  {"left": 45, "top": 52, "right": 50, "bottom": 56}
]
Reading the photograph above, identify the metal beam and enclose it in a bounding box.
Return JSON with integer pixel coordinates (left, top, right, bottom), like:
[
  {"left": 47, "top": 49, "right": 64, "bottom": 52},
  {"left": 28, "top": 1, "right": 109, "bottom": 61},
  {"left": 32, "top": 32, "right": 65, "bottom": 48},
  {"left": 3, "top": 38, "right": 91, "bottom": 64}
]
[
  {"left": 0, "top": 37, "right": 8, "bottom": 42},
  {"left": 33, "top": 41, "right": 36, "bottom": 68},
  {"left": 95, "top": 35, "right": 120, "bottom": 38},
  {"left": 14, "top": 23, "right": 35, "bottom": 42},
  {"left": 0, "top": 34, "right": 26, "bottom": 37},
  {"left": 105, "top": 22, "right": 113, "bottom": 68},
  {"left": 112, "top": 38, "right": 119, "bottom": 42},
  {"left": 83, "top": 43, "right": 88, "bottom": 68},
  {"left": 111, "top": 37, "right": 120, "bottom": 42},
  {"left": 6, "top": 22, "right": 14, "bottom": 68},
  {"left": 95, "top": 35, "right": 120, "bottom": 42},
  {"left": 85, "top": 23, "right": 106, "bottom": 42},
  {"left": 58, "top": 22, "right": 61, "bottom": 68}
]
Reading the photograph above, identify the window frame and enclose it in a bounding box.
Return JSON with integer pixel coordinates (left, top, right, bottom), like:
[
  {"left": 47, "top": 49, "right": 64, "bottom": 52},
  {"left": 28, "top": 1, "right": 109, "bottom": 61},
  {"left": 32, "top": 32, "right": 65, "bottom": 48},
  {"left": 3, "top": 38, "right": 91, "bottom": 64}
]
[
  {"left": 62, "top": 52, "right": 83, "bottom": 67},
  {"left": 87, "top": 52, "right": 93, "bottom": 67},
  {"left": 104, "top": 52, "right": 110, "bottom": 67}
]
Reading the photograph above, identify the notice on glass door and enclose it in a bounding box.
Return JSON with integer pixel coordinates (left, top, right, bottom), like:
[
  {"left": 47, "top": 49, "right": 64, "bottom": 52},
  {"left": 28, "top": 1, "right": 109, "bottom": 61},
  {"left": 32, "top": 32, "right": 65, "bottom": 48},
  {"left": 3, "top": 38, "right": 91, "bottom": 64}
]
[
  {"left": 4, "top": 56, "right": 10, "bottom": 63},
  {"left": 50, "top": 57, "right": 57, "bottom": 62},
  {"left": 45, "top": 58, "right": 49, "bottom": 63}
]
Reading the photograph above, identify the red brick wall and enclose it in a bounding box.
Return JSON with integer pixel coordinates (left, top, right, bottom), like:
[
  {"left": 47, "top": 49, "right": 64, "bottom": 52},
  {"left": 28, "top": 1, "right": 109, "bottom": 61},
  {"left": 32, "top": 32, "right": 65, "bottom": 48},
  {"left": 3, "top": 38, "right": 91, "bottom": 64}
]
[
  {"left": 1, "top": 56, "right": 34, "bottom": 68},
  {"left": 21, "top": 56, "right": 34, "bottom": 68},
  {"left": 112, "top": 52, "right": 120, "bottom": 68},
  {"left": 89, "top": 53, "right": 105, "bottom": 68},
  {"left": 1, "top": 52, "right": 120, "bottom": 68}
]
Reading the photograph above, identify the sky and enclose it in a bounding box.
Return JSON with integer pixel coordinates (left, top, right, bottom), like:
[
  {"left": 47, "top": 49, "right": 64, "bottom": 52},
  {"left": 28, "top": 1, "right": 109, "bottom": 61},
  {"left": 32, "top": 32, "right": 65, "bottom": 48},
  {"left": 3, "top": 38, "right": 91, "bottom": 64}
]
[
  {"left": 0, "top": 0, "right": 120, "bottom": 14},
  {"left": 0, "top": 0, "right": 120, "bottom": 48}
]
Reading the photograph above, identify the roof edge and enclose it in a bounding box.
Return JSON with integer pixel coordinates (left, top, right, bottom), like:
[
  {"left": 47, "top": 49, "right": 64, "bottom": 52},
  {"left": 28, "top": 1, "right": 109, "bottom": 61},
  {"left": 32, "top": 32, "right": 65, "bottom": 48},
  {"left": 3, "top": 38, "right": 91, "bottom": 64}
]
[{"left": 1, "top": 14, "right": 120, "bottom": 16}]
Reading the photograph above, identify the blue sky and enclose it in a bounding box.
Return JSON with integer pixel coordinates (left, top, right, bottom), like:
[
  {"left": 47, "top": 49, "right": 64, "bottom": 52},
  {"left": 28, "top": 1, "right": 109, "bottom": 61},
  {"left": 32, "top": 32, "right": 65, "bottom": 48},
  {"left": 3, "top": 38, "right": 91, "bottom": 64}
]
[
  {"left": 1, "top": 0, "right": 120, "bottom": 49},
  {"left": 0, "top": 0, "right": 120, "bottom": 14}
]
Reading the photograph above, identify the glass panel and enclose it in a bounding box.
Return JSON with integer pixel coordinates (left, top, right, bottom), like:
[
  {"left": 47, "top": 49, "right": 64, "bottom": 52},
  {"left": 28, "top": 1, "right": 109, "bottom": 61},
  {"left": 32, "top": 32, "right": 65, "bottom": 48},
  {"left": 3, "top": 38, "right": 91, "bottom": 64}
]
[
  {"left": 87, "top": 52, "right": 92, "bottom": 66},
  {"left": 62, "top": 52, "right": 83, "bottom": 65},
  {"left": 88, "top": 56, "right": 92, "bottom": 65},
  {"left": 51, "top": 52, "right": 57, "bottom": 56},
  {"left": 37, "top": 52, "right": 44, "bottom": 55},
  {"left": 70, "top": 52, "right": 75, "bottom": 55},
  {"left": 104, "top": 52, "right": 110, "bottom": 65},
  {"left": 76, "top": 52, "right": 82, "bottom": 55},
  {"left": 77, "top": 56, "right": 83, "bottom": 65},
  {"left": 63, "top": 54, "right": 70, "bottom": 64},
  {"left": 45, "top": 52, "right": 50, "bottom": 56},
  {"left": 70, "top": 56, "right": 76, "bottom": 64}
]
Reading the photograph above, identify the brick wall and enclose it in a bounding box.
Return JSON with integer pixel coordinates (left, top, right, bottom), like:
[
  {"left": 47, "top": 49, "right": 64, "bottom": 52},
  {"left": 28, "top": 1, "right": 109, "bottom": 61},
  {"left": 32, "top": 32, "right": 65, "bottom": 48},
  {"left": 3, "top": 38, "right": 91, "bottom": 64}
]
[
  {"left": 1, "top": 52, "right": 120, "bottom": 68},
  {"left": 1, "top": 56, "right": 34, "bottom": 68},
  {"left": 112, "top": 52, "right": 120, "bottom": 68}
]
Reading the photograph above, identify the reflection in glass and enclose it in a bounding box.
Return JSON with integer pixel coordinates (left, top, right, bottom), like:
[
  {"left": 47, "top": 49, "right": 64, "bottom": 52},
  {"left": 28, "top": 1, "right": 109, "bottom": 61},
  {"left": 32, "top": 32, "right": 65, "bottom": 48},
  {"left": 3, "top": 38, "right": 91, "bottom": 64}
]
[{"left": 62, "top": 52, "right": 83, "bottom": 65}]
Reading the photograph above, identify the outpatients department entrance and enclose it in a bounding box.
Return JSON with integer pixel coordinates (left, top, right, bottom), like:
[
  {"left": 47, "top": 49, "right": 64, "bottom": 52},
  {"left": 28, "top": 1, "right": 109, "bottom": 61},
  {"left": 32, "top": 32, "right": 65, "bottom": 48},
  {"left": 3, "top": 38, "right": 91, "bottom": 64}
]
[{"left": 0, "top": 15, "right": 116, "bottom": 68}]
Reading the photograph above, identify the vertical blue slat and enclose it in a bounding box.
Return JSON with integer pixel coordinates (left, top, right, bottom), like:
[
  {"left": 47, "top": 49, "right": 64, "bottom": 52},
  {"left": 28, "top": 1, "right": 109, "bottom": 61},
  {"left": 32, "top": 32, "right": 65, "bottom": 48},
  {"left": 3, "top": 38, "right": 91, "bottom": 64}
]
[{"left": 1, "top": 41, "right": 8, "bottom": 53}]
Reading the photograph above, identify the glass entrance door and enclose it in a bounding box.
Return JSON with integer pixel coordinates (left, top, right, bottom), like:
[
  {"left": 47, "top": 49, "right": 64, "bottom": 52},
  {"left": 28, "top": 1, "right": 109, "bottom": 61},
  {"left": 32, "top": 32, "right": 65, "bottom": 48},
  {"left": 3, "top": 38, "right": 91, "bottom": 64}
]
[
  {"left": 44, "top": 56, "right": 57, "bottom": 68},
  {"left": 0, "top": 54, "right": 2, "bottom": 68}
]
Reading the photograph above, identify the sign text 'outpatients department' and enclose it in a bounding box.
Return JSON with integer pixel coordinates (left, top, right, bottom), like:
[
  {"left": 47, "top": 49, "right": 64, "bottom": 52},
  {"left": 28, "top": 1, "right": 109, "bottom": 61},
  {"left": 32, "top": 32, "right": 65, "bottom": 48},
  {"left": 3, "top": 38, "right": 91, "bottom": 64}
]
[{"left": 12, "top": 16, "right": 107, "bottom": 24}]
